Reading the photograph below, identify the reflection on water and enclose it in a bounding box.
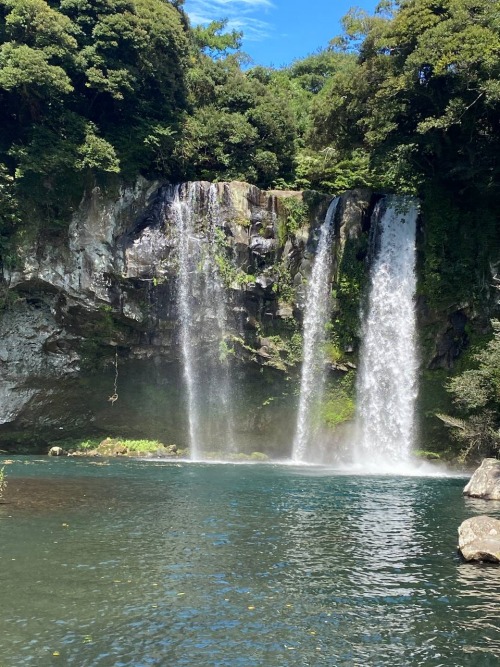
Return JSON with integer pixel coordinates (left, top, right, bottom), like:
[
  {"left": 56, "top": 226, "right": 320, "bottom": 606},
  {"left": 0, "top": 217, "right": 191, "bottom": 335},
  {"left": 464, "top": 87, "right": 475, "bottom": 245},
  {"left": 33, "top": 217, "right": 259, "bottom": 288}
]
[
  {"left": 456, "top": 563, "right": 500, "bottom": 657},
  {"left": 0, "top": 458, "right": 499, "bottom": 666}
]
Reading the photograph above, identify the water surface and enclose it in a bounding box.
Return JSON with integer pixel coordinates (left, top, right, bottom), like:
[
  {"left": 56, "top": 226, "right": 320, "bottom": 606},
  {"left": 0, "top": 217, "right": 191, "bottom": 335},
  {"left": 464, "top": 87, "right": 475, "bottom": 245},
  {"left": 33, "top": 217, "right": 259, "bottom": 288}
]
[{"left": 1, "top": 458, "right": 499, "bottom": 666}]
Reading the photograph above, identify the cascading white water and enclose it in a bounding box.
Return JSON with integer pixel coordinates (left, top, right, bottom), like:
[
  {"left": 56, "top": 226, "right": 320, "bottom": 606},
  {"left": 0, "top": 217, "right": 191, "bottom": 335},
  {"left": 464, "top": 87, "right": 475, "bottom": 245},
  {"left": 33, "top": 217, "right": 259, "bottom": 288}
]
[
  {"left": 354, "top": 197, "right": 419, "bottom": 469},
  {"left": 205, "top": 185, "right": 236, "bottom": 454},
  {"left": 292, "top": 198, "right": 339, "bottom": 463},
  {"left": 170, "top": 183, "right": 235, "bottom": 461},
  {"left": 170, "top": 184, "right": 201, "bottom": 459}
]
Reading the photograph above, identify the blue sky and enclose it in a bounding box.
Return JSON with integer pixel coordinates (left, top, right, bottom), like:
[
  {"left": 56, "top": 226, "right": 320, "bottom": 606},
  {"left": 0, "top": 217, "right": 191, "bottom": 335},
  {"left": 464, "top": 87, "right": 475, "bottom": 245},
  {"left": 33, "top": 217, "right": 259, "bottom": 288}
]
[{"left": 184, "top": 0, "right": 379, "bottom": 67}]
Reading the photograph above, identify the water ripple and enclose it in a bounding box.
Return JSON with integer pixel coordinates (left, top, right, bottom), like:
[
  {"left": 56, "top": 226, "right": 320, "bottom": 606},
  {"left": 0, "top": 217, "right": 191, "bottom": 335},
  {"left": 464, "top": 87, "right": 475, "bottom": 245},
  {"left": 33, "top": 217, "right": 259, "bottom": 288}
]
[{"left": 0, "top": 459, "right": 499, "bottom": 666}]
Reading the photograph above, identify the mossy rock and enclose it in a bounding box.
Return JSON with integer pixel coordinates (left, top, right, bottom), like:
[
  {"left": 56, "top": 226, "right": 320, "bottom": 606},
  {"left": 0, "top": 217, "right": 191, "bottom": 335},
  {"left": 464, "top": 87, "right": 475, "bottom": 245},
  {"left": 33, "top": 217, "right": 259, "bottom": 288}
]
[
  {"left": 250, "top": 451, "right": 269, "bottom": 461},
  {"left": 413, "top": 450, "right": 442, "bottom": 461},
  {"left": 73, "top": 437, "right": 179, "bottom": 457}
]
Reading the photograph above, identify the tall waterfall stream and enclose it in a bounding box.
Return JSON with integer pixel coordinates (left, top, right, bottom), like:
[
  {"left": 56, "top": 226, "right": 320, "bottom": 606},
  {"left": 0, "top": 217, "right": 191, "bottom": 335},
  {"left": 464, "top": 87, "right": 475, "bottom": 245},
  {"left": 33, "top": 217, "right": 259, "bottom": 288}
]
[
  {"left": 170, "top": 183, "right": 235, "bottom": 461},
  {"left": 354, "top": 197, "right": 419, "bottom": 470},
  {"left": 292, "top": 198, "right": 339, "bottom": 463}
]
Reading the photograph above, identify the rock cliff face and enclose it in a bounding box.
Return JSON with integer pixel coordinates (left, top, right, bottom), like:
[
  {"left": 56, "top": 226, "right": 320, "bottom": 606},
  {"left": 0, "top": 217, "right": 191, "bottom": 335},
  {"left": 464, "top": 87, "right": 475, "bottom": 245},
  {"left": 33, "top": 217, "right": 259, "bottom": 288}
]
[
  {"left": 0, "top": 180, "right": 376, "bottom": 452},
  {"left": 0, "top": 179, "right": 471, "bottom": 454}
]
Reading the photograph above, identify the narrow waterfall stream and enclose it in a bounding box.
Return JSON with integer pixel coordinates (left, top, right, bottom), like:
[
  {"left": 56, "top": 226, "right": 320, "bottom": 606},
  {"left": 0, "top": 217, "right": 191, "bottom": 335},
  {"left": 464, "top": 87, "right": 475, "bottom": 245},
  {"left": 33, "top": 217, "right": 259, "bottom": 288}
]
[
  {"left": 170, "top": 183, "right": 235, "bottom": 461},
  {"left": 205, "top": 185, "right": 236, "bottom": 455},
  {"left": 355, "top": 197, "right": 419, "bottom": 469},
  {"left": 170, "top": 185, "right": 199, "bottom": 458},
  {"left": 292, "top": 198, "right": 339, "bottom": 463}
]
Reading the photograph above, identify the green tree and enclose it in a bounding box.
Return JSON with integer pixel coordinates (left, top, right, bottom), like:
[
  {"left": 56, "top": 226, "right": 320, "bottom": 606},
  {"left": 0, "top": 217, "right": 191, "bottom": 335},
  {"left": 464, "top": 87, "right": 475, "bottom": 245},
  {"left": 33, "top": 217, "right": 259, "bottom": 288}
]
[
  {"left": 0, "top": 0, "right": 190, "bottom": 225},
  {"left": 192, "top": 18, "right": 241, "bottom": 58},
  {"left": 439, "top": 320, "right": 500, "bottom": 460},
  {"left": 310, "top": 0, "right": 500, "bottom": 195},
  {"left": 176, "top": 52, "right": 298, "bottom": 187}
]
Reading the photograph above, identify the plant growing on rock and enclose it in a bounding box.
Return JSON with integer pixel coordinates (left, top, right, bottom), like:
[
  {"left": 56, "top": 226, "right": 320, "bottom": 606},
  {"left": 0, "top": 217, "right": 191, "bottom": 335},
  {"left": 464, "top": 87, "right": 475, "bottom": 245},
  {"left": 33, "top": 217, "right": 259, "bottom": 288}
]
[
  {"left": 0, "top": 466, "right": 6, "bottom": 501},
  {"left": 315, "top": 372, "right": 356, "bottom": 429},
  {"left": 276, "top": 196, "right": 308, "bottom": 246},
  {"left": 271, "top": 264, "right": 295, "bottom": 305}
]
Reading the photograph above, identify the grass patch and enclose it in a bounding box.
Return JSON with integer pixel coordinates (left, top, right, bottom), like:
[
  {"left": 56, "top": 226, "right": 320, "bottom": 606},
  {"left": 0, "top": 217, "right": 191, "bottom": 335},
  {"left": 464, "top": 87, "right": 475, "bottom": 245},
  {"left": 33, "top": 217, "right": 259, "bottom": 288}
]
[
  {"left": 319, "top": 390, "right": 355, "bottom": 427},
  {"left": 48, "top": 437, "right": 180, "bottom": 457},
  {"left": 0, "top": 466, "right": 6, "bottom": 501}
]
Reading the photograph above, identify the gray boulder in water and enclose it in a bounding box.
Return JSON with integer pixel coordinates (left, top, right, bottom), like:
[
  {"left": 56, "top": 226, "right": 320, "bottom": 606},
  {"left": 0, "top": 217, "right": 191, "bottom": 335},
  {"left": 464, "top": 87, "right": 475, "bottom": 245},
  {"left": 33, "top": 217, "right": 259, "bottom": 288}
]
[
  {"left": 458, "top": 515, "right": 500, "bottom": 563},
  {"left": 463, "top": 458, "right": 500, "bottom": 500},
  {"left": 48, "top": 446, "right": 65, "bottom": 456}
]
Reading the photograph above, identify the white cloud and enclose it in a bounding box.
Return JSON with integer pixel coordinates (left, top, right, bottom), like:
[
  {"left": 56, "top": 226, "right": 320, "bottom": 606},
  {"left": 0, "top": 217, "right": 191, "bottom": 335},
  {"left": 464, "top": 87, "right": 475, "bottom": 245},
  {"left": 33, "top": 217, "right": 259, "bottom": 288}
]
[{"left": 185, "top": 0, "right": 275, "bottom": 42}]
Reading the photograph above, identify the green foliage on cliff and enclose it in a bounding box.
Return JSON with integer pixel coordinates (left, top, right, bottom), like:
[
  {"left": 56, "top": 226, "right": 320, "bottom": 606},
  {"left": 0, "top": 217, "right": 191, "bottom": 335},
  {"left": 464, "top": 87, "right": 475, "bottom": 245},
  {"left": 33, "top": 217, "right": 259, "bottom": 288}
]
[
  {"left": 0, "top": 0, "right": 191, "bottom": 227},
  {"left": 439, "top": 320, "right": 500, "bottom": 460},
  {"left": 419, "top": 183, "right": 498, "bottom": 308},
  {"left": 175, "top": 51, "right": 297, "bottom": 186},
  {"left": 320, "top": 388, "right": 355, "bottom": 428},
  {"left": 276, "top": 197, "right": 308, "bottom": 245},
  {"left": 318, "top": 373, "right": 356, "bottom": 428},
  {"left": 333, "top": 232, "right": 369, "bottom": 349}
]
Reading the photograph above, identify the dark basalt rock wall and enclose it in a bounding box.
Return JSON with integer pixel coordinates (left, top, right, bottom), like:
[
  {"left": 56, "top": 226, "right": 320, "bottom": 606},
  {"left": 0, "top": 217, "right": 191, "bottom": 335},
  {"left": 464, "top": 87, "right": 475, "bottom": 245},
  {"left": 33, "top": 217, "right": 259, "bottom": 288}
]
[{"left": 0, "top": 179, "right": 471, "bottom": 453}]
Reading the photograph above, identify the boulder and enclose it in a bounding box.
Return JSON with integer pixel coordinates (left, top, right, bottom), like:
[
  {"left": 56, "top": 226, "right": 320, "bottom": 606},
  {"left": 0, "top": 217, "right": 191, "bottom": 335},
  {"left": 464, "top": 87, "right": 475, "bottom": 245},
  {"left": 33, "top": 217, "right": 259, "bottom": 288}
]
[
  {"left": 249, "top": 236, "right": 276, "bottom": 255},
  {"left": 458, "top": 515, "right": 500, "bottom": 563},
  {"left": 277, "top": 302, "right": 293, "bottom": 319},
  {"left": 463, "top": 458, "right": 500, "bottom": 500},
  {"left": 48, "top": 446, "right": 65, "bottom": 457},
  {"left": 255, "top": 275, "right": 275, "bottom": 291}
]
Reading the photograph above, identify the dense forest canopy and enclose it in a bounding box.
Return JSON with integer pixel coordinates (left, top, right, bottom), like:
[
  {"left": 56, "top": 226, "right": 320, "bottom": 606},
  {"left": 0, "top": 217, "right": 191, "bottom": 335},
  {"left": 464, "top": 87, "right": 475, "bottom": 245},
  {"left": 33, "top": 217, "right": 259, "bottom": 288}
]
[
  {"left": 1, "top": 0, "right": 498, "bottom": 217},
  {"left": 0, "top": 0, "right": 499, "bottom": 301}
]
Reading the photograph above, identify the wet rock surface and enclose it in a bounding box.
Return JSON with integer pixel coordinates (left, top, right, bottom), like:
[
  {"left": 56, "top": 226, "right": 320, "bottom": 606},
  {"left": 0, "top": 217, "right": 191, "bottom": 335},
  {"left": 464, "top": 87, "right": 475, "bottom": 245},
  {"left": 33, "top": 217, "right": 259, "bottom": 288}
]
[
  {"left": 458, "top": 515, "right": 500, "bottom": 563},
  {"left": 463, "top": 458, "right": 500, "bottom": 500}
]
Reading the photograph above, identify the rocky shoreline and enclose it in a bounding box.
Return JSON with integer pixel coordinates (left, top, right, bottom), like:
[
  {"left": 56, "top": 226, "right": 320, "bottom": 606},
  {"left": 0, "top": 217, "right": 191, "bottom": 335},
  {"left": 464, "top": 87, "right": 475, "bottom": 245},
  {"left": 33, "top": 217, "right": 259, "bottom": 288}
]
[{"left": 459, "top": 458, "right": 500, "bottom": 563}]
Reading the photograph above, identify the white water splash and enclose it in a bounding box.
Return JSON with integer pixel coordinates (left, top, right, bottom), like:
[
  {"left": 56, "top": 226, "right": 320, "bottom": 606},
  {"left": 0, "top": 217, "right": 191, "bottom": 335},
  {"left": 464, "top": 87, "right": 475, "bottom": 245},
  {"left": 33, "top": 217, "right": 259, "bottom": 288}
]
[
  {"left": 170, "top": 185, "right": 201, "bottom": 459},
  {"left": 292, "top": 198, "right": 339, "bottom": 463},
  {"left": 170, "top": 183, "right": 235, "bottom": 461},
  {"left": 206, "top": 184, "right": 236, "bottom": 455},
  {"left": 354, "top": 197, "right": 419, "bottom": 470}
]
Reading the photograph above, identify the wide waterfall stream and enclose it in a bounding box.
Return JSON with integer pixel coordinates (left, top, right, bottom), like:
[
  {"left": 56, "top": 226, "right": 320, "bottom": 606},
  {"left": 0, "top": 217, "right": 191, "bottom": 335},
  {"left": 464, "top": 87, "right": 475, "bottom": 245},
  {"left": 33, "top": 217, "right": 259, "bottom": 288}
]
[
  {"left": 170, "top": 183, "right": 236, "bottom": 461},
  {"left": 1, "top": 457, "right": 498, "bottom": 667},
  {"left": 354, "top": 197, "right": 419, "bottom": 471}
]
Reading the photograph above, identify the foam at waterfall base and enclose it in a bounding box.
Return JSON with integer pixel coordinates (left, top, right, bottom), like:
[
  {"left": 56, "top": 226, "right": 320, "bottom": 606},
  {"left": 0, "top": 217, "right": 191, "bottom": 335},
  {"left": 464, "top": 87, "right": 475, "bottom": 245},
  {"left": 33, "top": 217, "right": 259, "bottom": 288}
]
[
  {"left": 284, "top": 457, "right": 466, "bottom": 478},
  {"left": 331, "top": 458, "right": 460, "bottom": 477},
  {"left": 141, "top": 456, "right": 467, "bottom": 477}
]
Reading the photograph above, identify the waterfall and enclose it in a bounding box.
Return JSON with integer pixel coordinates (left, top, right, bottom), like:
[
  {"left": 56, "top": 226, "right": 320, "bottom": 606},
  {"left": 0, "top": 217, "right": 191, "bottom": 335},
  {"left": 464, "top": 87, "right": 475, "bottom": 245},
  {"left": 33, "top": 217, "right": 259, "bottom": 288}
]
[
  {"left": 205, "top": 185, "right": 237, "bottom": 455},
  {"left": 169, "top": 183, "right": 235, "bottom": 461},
  {"left": 292, "top": 198, "right": 339, "bottom": 463},
  {"left": 170, "top": 185, "right": 199, "bottom": 458},
  {"left": 354, "top": 197, "right": 419, "bottom": 469}
]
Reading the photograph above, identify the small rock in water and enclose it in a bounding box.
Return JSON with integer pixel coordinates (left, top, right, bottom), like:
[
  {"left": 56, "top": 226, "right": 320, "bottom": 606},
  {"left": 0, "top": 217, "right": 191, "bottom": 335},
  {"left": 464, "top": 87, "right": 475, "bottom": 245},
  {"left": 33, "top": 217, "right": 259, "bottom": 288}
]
[
  {"left": 463, "top": 458, "right": 500, "bottom": 500},
  {"left": 48, "top": 446, "right": 65, "bottom": 457},
  {"left": 458, "top": 515, "right": 500, "bottom": 563}
]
